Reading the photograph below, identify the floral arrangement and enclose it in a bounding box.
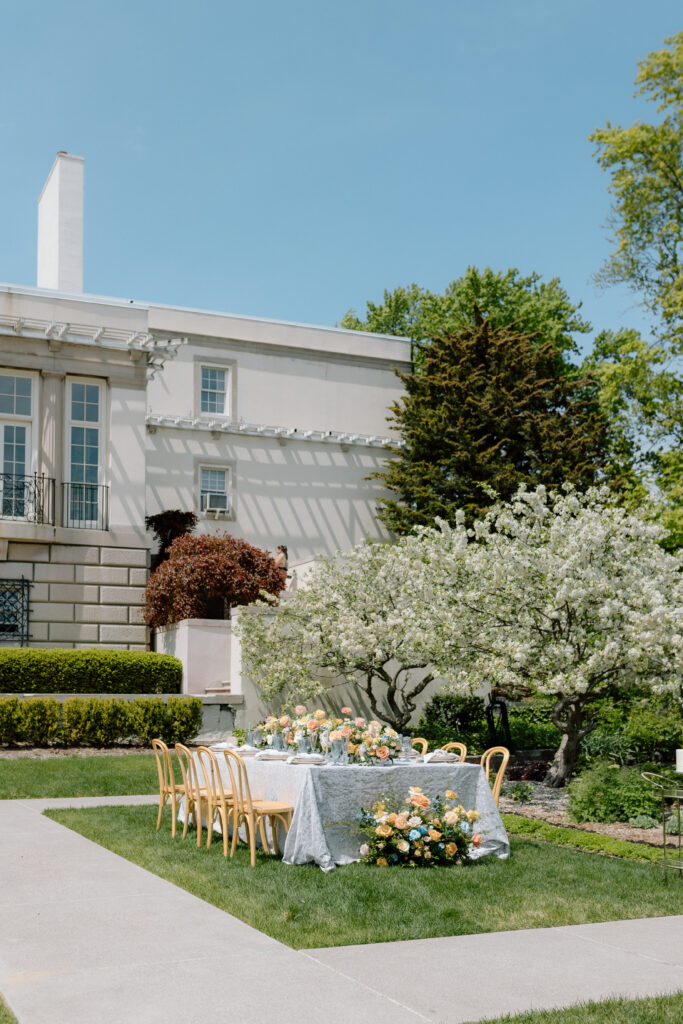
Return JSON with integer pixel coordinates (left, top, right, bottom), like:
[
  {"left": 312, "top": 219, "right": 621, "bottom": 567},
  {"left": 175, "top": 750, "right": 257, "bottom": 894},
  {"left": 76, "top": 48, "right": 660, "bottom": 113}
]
[
  {"left": 358, "top": 786, "right": 481, "bottom": 866},
  {"left": 249, "top": 705, "right": 404, "bottom": 762}
]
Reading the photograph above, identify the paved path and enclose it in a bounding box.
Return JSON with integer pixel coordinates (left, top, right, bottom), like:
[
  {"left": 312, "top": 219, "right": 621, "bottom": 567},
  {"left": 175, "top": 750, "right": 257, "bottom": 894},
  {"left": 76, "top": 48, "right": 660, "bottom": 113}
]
[{"left": 0, "top": 796, "right": 682, "bottom": 1024}]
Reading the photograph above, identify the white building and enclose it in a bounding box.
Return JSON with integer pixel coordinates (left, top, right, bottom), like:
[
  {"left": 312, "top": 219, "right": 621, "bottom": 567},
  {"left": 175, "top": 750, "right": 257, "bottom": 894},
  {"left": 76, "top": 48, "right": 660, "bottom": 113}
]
[{"left": 0, "top": 153, "right": 410, "bottom": 651}]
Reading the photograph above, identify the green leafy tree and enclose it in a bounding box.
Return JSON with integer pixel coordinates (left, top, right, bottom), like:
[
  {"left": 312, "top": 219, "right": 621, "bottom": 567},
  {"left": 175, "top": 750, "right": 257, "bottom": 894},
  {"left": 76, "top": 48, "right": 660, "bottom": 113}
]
[
  {"left": 375, "top": 312, "right": 615, "bottom": 531},
  {"left": 590, "top": 31, "right": 683, "bottom": 347},
  {"left": 341, "top": 266, "right": 591, "bottom": 363}
]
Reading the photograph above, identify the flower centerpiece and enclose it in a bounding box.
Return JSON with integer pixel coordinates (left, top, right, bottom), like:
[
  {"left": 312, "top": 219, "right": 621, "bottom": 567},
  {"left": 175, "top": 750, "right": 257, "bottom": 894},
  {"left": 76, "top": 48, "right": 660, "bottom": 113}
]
[
  {"left": 358, "top": 787, "right": 481, "bottom": 866},
  {"left": 250, "top": 706, "right": 404, "bottom": 761}
]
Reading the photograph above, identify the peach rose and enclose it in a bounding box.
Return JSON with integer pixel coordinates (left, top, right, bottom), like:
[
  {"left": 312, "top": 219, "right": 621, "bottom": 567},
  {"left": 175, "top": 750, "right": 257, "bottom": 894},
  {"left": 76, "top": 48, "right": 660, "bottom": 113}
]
[
  {"left": 472, "top": 833, "right": 482, "bottom": 847},
  {"left": 355, "top": 717, "right": 366, "bottom": 728},
  {"left": 410, "top": 793, "right": 431, "bottom": 809},
  {"left": 295, "top": 705, "right": 307, "bottom": 715},
  {"left": 339, "top": 726, "right": 350, "bottom": 738},
  {"left": 445, "top": 842, "right": 458, "bottom": 857},
  {"left": 407, "top": 816, "right": 421, "bottom": 828},
  {"left": 376, "top": 857, "right": 388, "bottom": 866},
  {"left": 375, "top": 824, "right": 393, "bottom": 838},
  {"left": 394, "top": 815, "right": 409, "bottom": 830},
  {"left": 424, "top": 850, "right": 431, "bottom": 859},
  {"left": 279, "top": 715, "right": 290, "bottom": 727},
  {"left": 376, "top": 746, "right": 390, "bottom": 761},
  {"left": 329, "top": 730, "right": 341, "bottom": 741},
  {"left": 314, "top": 709, "right": 326, "bottom": 720},
  {"left": 444, "top": 810, "right": 458, "bottom": 825},
  {"left": 341, "top": 706, "right": 353, "bottom": 715},
  {"left": 386, "top": 812, "right": 397, "bottom": 825},
  {"left": 397, "top": 839, "right": 410, "bottom": 853},
  {"left": 428, "top": 829, "right": 442, "bottom": 842},
  {"left": 307, "top": 719, "right": 319, "bottom": 731}
]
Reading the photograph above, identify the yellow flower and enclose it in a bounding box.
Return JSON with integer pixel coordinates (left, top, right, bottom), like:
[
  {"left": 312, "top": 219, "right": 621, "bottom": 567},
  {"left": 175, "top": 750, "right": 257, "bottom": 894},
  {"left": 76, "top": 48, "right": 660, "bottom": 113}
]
[
  {"left": 376, "top": 824, "right": 393, "bottom": 838},
  {"left": 445, "top": 790, "right": 457, "bottom": 800},
  {"left": 428, "top": 829, "right": 442, "bottom": 842},
  {"left": 386, "top": 812, "right": 397, "bottom": 825},
  {"left": 445, "top": 842, "right": 458, "bottom": 857},
  {"left": 376, "top": 857, "right": 388, "bottom": 866},
  {"left": 467, "top": 809, "right": 481, "bottom": 822}
]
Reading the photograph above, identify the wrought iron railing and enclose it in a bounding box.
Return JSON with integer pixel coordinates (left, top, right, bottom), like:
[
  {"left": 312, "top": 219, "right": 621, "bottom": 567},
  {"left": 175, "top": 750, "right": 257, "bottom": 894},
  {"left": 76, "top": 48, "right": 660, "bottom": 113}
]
[
  {"left": 0, "top": 473, "right": 55, "bottom": 525},
  {"left": 0, "top": 577, "right": 31, "bottom": 645},
  {"left": 62, "top": 482, "right": 109, "bottom": 530}
]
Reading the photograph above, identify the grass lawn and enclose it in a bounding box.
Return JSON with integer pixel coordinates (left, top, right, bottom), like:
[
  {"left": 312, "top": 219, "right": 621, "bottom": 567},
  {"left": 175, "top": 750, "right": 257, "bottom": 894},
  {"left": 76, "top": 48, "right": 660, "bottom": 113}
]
[
  {"left": 0, "top": 753, "right": 158, "bottom": 799},
  {"left": 0, "top": 994, "right": 17, "bottom": 1024},
  {"left": 466, "top": 991, "right": 683, "bottom": 1023},
  {"left": 46, "top": 803, "right": 683, "bottom": 949}
]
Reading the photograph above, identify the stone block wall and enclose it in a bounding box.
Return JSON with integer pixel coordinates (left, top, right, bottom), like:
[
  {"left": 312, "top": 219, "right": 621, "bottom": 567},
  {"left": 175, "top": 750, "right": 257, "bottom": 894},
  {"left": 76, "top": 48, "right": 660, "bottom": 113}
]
[{"left": 0, "top": 541, "right": 149, "bottom": 650}]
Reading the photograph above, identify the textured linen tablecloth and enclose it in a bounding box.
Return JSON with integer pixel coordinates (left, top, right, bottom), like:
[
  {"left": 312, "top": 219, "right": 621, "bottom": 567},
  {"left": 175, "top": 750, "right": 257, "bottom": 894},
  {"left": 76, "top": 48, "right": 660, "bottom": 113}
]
[{"left": 197, "top": 757, "right": 509, "bottom": 873}]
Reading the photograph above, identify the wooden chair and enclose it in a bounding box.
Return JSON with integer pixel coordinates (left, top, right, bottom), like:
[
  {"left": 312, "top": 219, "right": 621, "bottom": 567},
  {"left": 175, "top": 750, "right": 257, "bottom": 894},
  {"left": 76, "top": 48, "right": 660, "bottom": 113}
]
[
  {"left": 175, "top": 743, "right": 209, "bottom": 844},
  {"left": 152, "top": 738, "right": 187, "bottom": 838},
  {"left": 442, "top": 741, "right": 467, "bottom": 762},
  {"left": 222, "top": 750, "right": 293, "bottom": 867},
  {"left": 480, "top": 746, "right": 510, "bottom": 805},
  {"left": 411, "top": 737, "right": 428, "bottom": 756},
  {"left": 196, "top": 746, "right": 235, "bottom": 857}
]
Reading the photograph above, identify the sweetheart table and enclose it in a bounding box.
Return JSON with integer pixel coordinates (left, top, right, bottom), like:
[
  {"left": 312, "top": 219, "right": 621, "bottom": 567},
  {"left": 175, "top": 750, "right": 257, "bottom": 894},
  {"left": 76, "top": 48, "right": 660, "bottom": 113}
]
[{"left": 187, "top": 755, "right": 510, "bottom": 873}]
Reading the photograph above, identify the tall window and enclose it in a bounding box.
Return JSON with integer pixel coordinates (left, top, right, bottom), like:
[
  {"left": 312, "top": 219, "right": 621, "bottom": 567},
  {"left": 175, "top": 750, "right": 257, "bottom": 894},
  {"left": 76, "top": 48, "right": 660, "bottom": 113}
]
[
  {"left": 0, "top": 373, "right": 33, "bottom": 519},
  {"left": 68, "top": 380, "right": 102, "bottom": 526},
  {"left": 200, "top": 367, "right": 227, "bottom": 415},
  {"left": 200, "top": 466, "right": 230, "bottom": 512}
]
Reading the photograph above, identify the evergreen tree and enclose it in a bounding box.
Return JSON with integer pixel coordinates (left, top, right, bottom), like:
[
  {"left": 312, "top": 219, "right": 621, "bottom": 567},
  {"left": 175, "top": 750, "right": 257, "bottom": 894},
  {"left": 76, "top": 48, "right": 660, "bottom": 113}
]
[{"left": 376, "top": 311, "right": 615, "bottom": 531}]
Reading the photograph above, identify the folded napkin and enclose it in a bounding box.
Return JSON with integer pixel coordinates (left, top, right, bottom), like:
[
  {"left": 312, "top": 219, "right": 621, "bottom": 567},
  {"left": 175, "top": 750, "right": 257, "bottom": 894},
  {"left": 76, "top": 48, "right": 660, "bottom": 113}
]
[
  {"left": 254, "top": 750, "right": 290, "bottom": 761},
  {"left": 286, "top": 753, "right": 326, "bottom": 765},
  {"left": 232, "top": 745, "right": 259, "bottom": 757},
  {"left": 210, "top": 741, "right": 238, "bottom": 751},
  {"left": 423, "top": 749, "right": 458, "bottom": 764}
]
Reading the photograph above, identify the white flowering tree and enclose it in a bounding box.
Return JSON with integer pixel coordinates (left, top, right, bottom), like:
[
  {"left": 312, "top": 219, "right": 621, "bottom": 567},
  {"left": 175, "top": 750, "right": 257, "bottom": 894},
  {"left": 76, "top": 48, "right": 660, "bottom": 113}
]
[
  {"left": 428, "top": 486, "right": 683, "bottom": 786},
  {"left": 236, "top": 537, "right": 472, "bottom": 733}
]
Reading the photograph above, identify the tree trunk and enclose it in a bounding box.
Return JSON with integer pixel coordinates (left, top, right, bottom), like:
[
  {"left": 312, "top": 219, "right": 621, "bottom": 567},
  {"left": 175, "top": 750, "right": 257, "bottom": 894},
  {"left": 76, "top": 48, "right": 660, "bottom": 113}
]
[{"left": 544, "top": 700, "right": 586, "bottom": 788}]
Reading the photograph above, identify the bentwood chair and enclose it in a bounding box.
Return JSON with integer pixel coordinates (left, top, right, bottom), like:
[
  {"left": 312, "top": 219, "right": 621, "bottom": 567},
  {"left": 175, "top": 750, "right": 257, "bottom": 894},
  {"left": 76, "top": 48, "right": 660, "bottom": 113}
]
[
  {"left": 411, "top": 737, "right": 429, "bottom": 756},
  {"left": 442, "top": 741, "right": 467, "bottom": 762},
  {"left": 196, "top": 746, "right": 235, "bottom": 857},
  {"left": 175, "top": 743, "right": 209, "bottom": 844},
  {"left": 480, "top": 746, "right": 510, "bottom": 806},
  {"left": 152, "top": 738, "right": 188, "bottom": 838},
  {"left": 223, "top": 750, "right": 293, "bottom": 867}
]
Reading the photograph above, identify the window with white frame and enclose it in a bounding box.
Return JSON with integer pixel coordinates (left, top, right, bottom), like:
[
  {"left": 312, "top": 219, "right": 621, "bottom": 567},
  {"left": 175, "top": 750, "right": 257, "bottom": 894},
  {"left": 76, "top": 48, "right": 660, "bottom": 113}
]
[
  {"left": 66, "top": 379, "right": 104, "bottom": 526},
  {"left": 200, "top": 366, "right": 228, "bottom": 415},
  {"left": 200, "top": 466, "right": 231, "bottom": 513},
  {"left": 0, "top": 372, "right": 36, "bottom": 519}
]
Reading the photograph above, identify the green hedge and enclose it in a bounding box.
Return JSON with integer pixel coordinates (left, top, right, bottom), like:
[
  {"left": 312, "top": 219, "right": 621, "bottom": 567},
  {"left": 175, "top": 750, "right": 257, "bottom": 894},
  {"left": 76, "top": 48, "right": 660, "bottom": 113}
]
[
  {"left": 0, "top": 695, "right": 202, "bottom": 747},
  {"left": 0, "top": 649, "right": 182, "bottom": 694}
]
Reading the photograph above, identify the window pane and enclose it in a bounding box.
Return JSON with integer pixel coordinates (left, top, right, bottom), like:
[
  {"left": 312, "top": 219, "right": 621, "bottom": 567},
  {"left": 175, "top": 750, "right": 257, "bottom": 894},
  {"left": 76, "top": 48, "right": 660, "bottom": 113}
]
[
  {"left": 200, "top": 367, "right": 226, "bottom": 414},
  {"left": 0, "top": 375, "right": 31, "bottom": 416},
  {"left": 16, "top": 379, "right": 31, "bottom": 397}
]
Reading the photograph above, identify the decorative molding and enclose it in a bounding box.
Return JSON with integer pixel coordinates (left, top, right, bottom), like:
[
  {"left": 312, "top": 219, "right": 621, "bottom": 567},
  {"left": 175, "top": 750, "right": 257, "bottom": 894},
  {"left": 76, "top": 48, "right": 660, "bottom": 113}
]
[
  {"left": 145, "top": 413, "right": 403, "bottom": 450},
  {"left": 0, "top": 314, "right": 187, "bottom": 379}
]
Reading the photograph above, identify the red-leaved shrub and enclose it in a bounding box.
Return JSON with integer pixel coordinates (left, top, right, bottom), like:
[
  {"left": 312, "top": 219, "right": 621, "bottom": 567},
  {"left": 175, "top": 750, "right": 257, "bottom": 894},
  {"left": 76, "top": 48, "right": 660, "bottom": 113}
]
[{"left": 143, "top": 532, "right": 284, "bottom": 628}]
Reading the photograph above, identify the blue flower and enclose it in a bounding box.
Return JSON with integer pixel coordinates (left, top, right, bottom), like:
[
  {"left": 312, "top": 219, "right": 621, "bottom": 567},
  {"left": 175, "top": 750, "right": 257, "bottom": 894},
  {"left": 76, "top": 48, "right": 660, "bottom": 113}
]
[
  {"left": 408, "top": 829, "right": 421, "bottom": 840},
  {"left": 419, "top": 826, "right": 428, "bottom": 836},
  {"left": 461, "top": 822, "right": 470, "bottom": 834}
]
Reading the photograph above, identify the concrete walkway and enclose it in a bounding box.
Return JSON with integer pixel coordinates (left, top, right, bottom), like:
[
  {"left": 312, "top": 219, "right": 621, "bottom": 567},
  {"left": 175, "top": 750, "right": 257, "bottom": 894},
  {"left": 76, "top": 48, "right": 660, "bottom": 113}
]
[{"left": 0, "top": 796, "right": 681, "bottom": 1024}]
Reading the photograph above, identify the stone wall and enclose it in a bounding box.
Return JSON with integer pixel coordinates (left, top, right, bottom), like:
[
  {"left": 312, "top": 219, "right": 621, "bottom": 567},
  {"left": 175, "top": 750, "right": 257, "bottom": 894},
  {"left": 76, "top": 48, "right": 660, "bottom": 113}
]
[{"left": 0, "top": 540, "right": 149, "bottom": 649}]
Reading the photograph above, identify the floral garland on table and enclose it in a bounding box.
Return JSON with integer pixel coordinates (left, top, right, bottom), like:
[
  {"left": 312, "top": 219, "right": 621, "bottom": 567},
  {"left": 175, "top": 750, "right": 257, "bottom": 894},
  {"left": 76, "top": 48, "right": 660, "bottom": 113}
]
[
  {"left": 358, "top": 787, "right": 481, "bottom": 867},
  {"left": 250, "top": 705, "right": 403, "bottom": 762}
]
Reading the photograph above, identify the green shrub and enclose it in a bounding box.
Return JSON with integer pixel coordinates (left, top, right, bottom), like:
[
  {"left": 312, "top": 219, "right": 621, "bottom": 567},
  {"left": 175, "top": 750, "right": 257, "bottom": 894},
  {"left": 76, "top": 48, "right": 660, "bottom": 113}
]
[
  {"left": 0, "top": 696, "right": 20, "bottom": 744},
  {"left": 623, "top": 704, "right": 683, "bottom": 762},
  {"left": 628, "top": 814, "right": 660, "bottom": 829},
  {"left": 19, "top": 697, "right": 60, "bottom": 745},
  {"left": 567, "top": 762, "right": 670, "bottom": 823},
  {"left": 416, "top": 694, "right": 489, "bottom": 752},
  {"left": 163, "top": 696, "right": 203, "bottom": 745},
  {"left": 507, "top": 781, "right": 534, "bottom": 803},
  {"left": 581, "top": 729, "right": 635, "bottom": 766},
  {"left": 61, "top": 697, "right": 131, "bottom": 747},
  {"left": 665, "top": 815, "right": 682, "bottom": 835},
  {"left": 0, "top": 649, "right": 181, "bottom": 695}
]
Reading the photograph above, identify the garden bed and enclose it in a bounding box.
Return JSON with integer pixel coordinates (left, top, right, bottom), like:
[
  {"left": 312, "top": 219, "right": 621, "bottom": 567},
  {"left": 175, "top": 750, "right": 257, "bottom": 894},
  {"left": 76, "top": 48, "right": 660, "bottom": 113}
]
[{"left": 500, "top": 783, "right": 677, "bottom": 848}]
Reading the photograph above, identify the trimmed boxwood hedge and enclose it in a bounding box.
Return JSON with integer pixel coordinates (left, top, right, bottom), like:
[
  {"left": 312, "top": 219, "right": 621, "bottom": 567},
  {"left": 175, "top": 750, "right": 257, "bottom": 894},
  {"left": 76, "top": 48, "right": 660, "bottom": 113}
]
[{"left": 0, "top": 649, "right": 182, "bottom": 695}]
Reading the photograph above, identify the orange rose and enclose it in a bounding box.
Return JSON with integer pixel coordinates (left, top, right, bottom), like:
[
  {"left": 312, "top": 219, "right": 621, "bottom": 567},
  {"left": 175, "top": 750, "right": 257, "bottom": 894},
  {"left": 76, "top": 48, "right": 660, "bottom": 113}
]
[
  {"left": 376, "top": 857, "right": 388, "bottom": 866},
  {"left": 394, "top": 814, "right": 409, "bottom": 830},
  {"left": 424, "top": 850, "right": 431, "bottom": 859},
  {"left": 307, "top": 719, "right": 319, "bottom": 731},
  {"left": 445, "top": 789, "right": 457, "bottom": 800},
  {"left": 376, "top": 746, "right": 390, "bottom": 761},
  {"left": 445, "top": 842, "right": 458, "bottom": 857},
  {"left": 428, "top": 829, "right": 442, "bottom": 842},
  {"left": 339, "top": 726, "right": 350, "bottom": 738},
  {"left": 314, "top": 709, "right": 326, "bottom": 720},
  {"left": 375, "top": 824, "right": 393, "bottom": 838},
  {"left": 472, "top": 833, "right": 482, "bottom": 847},
  {"left": 386, "top": 813, "right": 397, "bottom": 825},
  {"left": 410, "top": 793, "right": 431, "bottom": 809},
  {"left": 341, "top": 706, "right": 353, "bottom": 715}
]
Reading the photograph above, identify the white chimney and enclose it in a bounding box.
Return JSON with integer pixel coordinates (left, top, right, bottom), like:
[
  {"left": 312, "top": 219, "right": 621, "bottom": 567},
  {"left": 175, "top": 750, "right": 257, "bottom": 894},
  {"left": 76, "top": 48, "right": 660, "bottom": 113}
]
[{"left": 37, "top": 151, "right": 84, "bottom": 293}]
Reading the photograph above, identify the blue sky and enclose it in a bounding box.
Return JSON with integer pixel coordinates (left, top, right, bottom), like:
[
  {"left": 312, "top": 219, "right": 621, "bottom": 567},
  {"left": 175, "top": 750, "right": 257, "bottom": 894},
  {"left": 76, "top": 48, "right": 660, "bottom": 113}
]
[{"left": 2, "top": 1, "right": 681, "bottom": 353}]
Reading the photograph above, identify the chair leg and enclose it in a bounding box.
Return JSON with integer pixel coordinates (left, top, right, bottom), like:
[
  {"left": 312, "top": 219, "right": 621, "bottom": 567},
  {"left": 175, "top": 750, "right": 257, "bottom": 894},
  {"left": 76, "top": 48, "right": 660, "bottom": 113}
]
[
  {"left": 181, "top": 799, "right": 190, "bottom": 840},
  {"left": 170, "top": 792, "right": 177, "bottom": 838},
  {"left": 258, "top": 815, "right": 270, "bottom": 854},
  {"left": 220, "top": 806, "right": 229, "bottom": 858},
  {"left": 248, "top": 812, "right": 257, "bottom": 867},
  {"left": 206, "top": 803, "right": 215, "bottom": 850},
  {"left": 156, "top": 791, "right": 167, "bottom": 831},
  {"left": 230, "top": 810, "right": 241, "bottom": 859},
  {"left": 269, "top": 815, "right": 280, "bottom": 857}
]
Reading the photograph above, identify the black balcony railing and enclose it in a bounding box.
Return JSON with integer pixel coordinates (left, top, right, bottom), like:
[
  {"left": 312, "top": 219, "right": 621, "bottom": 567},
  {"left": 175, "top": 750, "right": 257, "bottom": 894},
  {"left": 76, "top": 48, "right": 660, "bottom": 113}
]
[
  {"left": 62, "top": 482, "right": 109, "bottom": 530},
  {"left": 0, "top": 473, "right": 55, "bottom": 525}
]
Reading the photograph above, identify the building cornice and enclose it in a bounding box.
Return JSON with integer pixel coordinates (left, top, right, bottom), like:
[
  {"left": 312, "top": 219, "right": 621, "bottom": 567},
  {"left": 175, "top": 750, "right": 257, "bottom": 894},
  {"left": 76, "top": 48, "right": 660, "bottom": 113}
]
[
  {"left": 0, "top": 313, "right": 186, "bottom": 378},
  {"left": 145, "top": 413, "right": 403, "bottom": 450}
]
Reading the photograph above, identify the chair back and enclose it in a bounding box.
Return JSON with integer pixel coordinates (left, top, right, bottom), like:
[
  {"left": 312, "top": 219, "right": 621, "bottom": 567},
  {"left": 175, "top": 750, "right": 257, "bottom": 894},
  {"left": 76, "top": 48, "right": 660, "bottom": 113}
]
[
  {"left": 442, "top": 741, "right": 467, "bottom": 762},
  {"left": 222, "top": 750, "right": 254, "bottom": 815},
  {"left": 480, "top": 746, "right": 510, "bottom": 805},
  {"left": 175, "top": 743, "right": 201, "bottom": 799},
  {"left": 411, "top": 737, "right": 428, "bottom": 755},
  {"left": 152, "top": 738, "right": 172, "bottom": 795},
  {"left": 196, "top": 746, "right": 229, "bottom": 804}
]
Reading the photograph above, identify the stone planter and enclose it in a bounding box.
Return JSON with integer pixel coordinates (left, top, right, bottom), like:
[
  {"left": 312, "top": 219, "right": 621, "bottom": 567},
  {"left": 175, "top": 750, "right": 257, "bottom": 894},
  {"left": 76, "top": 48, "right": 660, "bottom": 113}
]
[{"left": 155, "top": 618, "right": 231, "bottom": 695}]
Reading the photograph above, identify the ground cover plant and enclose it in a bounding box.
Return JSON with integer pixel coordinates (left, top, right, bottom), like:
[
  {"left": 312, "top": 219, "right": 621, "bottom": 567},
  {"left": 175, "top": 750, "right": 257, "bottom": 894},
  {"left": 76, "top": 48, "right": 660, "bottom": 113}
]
[
  {"left": 45, "top": 804, "right": 683, "bottom": 949},
  {"left": 0, "top": 753, "right": 159, "bottom": 799},
  {"left": 502, "top": 815, "right": 668, "bottom": 864},
  {"left": 0, "top": 994, "right": 16, "bottom": 1024},
  {"left": 466, "top": 991, "right": 683, "bottom": 1024}
]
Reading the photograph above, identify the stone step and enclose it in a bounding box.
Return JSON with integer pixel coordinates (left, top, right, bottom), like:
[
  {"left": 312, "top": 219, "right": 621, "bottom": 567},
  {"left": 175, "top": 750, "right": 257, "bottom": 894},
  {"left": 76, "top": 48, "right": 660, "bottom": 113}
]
[{"left": 204, "top": 684, "right": 231, "bottom": 694}]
